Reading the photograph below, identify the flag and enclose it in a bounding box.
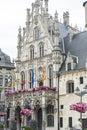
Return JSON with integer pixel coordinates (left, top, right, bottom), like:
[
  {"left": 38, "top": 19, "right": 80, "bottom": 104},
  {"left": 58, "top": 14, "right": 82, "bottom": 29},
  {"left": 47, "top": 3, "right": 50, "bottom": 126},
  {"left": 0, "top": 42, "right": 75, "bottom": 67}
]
[
  {"left": 32, "top": 68, "right": 34, "bottom": 85},
  {"left": 42, "top": 65, "right": 46, "bottom": 82},
  {"left": 14, "top": 74, "right": 17, "bottom": 88},
  {"left": 7, "top": 74, "right": 12, "bottom": 87}
]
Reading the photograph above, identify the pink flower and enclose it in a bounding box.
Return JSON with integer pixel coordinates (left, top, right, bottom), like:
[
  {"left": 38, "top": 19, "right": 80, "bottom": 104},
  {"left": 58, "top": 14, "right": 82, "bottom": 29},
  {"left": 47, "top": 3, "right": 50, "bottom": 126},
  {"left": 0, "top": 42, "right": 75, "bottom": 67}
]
[
  {"left": 20, "top": 108, "right": 33, "bottom": 116},
  {"left": 70, "top": 102, "right": 87, "bottom": 113},
  {"left": 5, "top": 86, "right": 56, "bottom": 95}
]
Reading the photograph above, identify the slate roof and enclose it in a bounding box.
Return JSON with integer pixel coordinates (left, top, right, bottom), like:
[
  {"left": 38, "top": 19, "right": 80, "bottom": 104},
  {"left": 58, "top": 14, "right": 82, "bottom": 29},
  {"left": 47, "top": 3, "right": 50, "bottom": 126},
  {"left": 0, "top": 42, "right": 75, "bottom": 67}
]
[
  {"left": 61, "top": 31, "right": 87, "bottom": 71},
  {"left": 0, "top": 49, "right": 14, "bottom": 68}
]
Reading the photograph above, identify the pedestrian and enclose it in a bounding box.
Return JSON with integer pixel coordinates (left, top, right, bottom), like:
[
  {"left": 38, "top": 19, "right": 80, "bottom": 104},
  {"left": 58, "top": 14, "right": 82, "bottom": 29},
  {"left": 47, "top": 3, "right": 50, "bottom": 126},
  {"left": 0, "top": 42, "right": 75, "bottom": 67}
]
[{"left": 74, "top": 118, "right": 82, "bottom": 130}]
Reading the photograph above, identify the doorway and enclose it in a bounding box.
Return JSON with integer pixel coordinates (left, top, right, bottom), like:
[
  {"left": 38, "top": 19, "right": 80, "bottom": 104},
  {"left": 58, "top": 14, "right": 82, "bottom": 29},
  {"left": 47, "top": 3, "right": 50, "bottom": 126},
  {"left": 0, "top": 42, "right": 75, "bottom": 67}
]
[
  {"left": 37, "top": 108, "right": 42, "bottom": 130},
  {"left": 82, "top": 118, "right": 87, "bottom": 129}
]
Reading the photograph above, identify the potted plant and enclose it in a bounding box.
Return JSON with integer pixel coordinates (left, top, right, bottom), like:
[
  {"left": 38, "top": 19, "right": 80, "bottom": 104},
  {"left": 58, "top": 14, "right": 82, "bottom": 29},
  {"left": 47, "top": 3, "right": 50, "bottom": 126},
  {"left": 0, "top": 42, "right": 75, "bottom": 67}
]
[
  {"left": 24, "top": 126, "right": 32, "bottom": 130},
  {"left": 10, "top": 119, "right": 17, "bottom": 130},
  {"left": 0, "top": 122, "right": 4, "bottom": 130},
  {"left": 28, "top": 120, "right": 37, "bottom": 130}
]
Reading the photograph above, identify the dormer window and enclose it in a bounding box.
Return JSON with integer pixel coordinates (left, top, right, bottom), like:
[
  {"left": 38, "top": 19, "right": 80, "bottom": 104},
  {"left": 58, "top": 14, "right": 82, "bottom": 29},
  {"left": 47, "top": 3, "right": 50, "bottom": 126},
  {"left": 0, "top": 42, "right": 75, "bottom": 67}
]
[
  {"left": 34, "top": 27, "right": 40, "bottom": 40},
  {"left": 67, "top": 63, "right": 71, "bottom": 71},
  {"left": 66, "top": 53, "right": 78, "bottom": 71}
]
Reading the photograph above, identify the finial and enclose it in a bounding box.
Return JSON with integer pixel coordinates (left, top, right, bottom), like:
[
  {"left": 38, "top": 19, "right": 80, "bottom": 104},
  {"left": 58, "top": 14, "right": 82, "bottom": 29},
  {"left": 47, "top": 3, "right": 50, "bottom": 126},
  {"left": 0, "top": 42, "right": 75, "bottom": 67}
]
[
  {"left": 18, "top": 26, "right": 21, "bottom": 35},
  {"left": 18, "top": 26, "right": 22, "bottom": 44},
  {"left": 55, "top": 11, "right": 58, "bottom": 21}
]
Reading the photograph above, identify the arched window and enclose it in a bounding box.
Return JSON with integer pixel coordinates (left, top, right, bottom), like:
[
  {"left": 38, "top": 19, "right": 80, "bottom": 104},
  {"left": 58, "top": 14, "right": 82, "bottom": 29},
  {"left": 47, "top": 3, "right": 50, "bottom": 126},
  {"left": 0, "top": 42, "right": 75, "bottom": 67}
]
[
  {"left": 39, "top": 43, "right": 44, "bottom": 57},
  {"left": 29, "top": 70, "right": 34, "bottom": 89},
  {"left": 66, "top": 81, "right": 74, "bottom": 93},
  {"left": 30, "top": 45, "right": 34, "bottom": 60},
  {"left": 0, "top": 74, "right": 3, "bottom": 87},
  {"left": 47, "top": 115, "right": 54, "bottom": 126},
  {"left": 67, "top": 63, "right": 71, "bottom": 71},
  {"left": 5, "top": 73, "right": 12, "bottom": 88},
  {"left": 34, "top": 27, "right": 40, "bottom": 40},
  {"left": 46, "top": 104, "right": 54, "bottom": 114},
  {"left": 21, "top": 71, "right": 25, "bottom": 89},
  {"left": 48, "top": 65, "right": 53, "bottom": 87},
  {"left": 46, "top": 104, "right": 54, "bottom": 127}
]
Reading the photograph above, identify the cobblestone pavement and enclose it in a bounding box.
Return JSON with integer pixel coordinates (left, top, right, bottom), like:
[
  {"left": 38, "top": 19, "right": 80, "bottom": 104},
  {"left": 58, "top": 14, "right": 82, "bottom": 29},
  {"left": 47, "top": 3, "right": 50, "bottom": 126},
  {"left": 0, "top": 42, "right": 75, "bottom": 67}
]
[{"left": 4, "top": 128, "right": 10, "bottom": 130}]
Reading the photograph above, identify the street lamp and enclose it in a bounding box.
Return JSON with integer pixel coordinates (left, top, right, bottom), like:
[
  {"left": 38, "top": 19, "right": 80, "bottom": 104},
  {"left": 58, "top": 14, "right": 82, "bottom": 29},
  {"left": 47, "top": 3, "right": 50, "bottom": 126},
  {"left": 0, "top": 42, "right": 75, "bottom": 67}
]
[
  {"left": 57, "top": 72, "right": 60, "bottom": 130},
  {"left": 74, "top": 85, "right": 87, "bottom": 121}
]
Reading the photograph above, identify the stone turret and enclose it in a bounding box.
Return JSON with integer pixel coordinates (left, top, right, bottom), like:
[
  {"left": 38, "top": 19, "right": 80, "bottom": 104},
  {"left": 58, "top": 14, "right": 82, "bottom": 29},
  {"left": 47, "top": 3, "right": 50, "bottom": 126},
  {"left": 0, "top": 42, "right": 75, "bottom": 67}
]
[
  {"left": 35, "top": 0, "right": 40, "bottom": 15},
  {"left": 52, "top": 11, "right": 62, "bottom": 73},
  {"left": 44, "top": 0, "right": 48, "bottom": 15},
  {"left": 53, "top": 11, "right": 60, "bottom": 51},
  {"left": 63, "top": 11, "right": 69, "bottom": 26},
  {"left": 83, "top": 1, "right": 87, "bottom": 28},
  {"left": 26, "top": 8, "right": 30, "bottom": 28},
  {"left": 18, "top": 26, "right": 22, "bottom": 44},
  {"left": 17, "top": 26, "right": 22, "bottom": 59}
]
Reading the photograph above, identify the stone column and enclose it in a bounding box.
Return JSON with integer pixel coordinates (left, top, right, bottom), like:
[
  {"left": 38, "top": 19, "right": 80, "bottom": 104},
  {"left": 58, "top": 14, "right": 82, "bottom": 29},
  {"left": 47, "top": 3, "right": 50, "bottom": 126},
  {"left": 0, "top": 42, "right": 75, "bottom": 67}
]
[
  {"left": 32, "top": 106, "right": 35, "bottom": 120},
  {"left": 42, "top": 107, "right": 46, "bottom": 130},
  {"left": 42, "top": 94, "right": 46, "bottom": 130}
]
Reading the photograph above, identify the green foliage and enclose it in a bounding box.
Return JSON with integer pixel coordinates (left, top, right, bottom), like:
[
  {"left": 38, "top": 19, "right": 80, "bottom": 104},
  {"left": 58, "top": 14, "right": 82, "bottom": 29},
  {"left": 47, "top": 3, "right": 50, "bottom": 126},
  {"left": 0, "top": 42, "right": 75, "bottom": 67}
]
[
  {"left": 24, "top": 126, "right": 32, "bottom": 130},
  {"left": 84, "top": 128, "right": 87, "bottom": 130},
  {"left": 29, "top": 120, "right": 37, "bottom": 130},
  {"left": 0, "top": 123, "right": 4, "bottom": 128},
  {"left": 10, "top": 119, "right": 17, "bottom": 130}
]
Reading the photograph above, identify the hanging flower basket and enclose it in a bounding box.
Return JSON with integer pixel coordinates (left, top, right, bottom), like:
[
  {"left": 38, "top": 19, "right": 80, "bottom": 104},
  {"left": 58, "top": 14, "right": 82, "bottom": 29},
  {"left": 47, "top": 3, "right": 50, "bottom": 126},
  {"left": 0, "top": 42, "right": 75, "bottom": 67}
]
[
  {"left": 20, "top": 108, "right": 32, "bottom": 116},
  {"left": 0, "top": 112, "right": 6, "bottom": 116},
  {"left": 70, "top": 102, "right": 87, "bottom": 113},
  {"left": 5, "top": 86, "right": 56, "bottom": 95}
]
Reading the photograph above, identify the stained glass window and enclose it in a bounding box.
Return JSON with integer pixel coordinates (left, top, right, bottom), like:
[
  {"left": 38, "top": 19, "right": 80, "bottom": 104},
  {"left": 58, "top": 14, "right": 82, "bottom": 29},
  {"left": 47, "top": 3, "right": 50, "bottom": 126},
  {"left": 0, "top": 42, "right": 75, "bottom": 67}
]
[{"left": 5, "top": 74, "right": 12, "bottom": 87}]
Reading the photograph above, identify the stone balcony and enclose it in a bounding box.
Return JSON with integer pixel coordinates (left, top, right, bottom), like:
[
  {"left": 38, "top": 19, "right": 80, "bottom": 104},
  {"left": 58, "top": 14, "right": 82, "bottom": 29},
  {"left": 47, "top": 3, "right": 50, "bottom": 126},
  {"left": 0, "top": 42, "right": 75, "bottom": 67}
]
[{"left": 5, "top": 86, "right": 56, "bottom": 108}]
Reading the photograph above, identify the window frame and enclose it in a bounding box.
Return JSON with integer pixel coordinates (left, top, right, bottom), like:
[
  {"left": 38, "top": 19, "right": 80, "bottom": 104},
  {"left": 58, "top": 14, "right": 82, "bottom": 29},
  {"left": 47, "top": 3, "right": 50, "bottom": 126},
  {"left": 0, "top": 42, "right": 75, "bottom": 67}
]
[
  {"left": 48, "top": 65, "right": 53, "bottom": 87},
  {"left": 67, "top": 63, "right": 71, "bottom": 71},
  {"left": 46, "top": 104, "right": 54, "bottom": 127},
  {"left": 80, "top": 77, "right": 83, "bottom": 84},
  {"left": 69, "top": 117, "right": 72, "bottom": 128},
  {"left": 21, "top": 71, "right": 25, "bottom": 89},
  {"left": 39, "top": 43, "right": 44, "bottom": 57},
  {"left": 0, "top": 74, "right": 3, "bottom": 87},
  {"left": 67, "top": 81, "right": 74, "bottom": 93},
  {"left": 30, "top": 45, "right": 34, "bottom": 60},
  {"left": 60, "top": 117, "right": 63, "bottom": 128}
]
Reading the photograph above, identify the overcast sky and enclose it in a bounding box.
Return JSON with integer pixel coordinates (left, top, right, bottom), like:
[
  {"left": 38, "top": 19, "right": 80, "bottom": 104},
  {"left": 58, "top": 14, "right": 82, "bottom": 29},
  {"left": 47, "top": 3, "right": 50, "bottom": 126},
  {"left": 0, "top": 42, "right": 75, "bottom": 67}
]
[{"left": 0, "top": 0, "right": 86, "bottom": 61}]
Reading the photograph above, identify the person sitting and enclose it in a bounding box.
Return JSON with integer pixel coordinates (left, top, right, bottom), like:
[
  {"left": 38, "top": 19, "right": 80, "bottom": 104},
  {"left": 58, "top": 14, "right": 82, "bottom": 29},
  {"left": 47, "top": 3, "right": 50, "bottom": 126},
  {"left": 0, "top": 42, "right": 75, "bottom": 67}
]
[{"left": 74, "top": 118, "right": 82, "bottom": 130}]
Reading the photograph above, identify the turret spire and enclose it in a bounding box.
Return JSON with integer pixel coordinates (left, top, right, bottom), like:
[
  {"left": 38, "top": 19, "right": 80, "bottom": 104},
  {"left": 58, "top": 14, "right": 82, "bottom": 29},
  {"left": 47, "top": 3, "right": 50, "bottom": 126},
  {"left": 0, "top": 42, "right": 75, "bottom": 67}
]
[
  {"left": 44, "top": 0, "right": 48, "bottom": 15},
  {"left": 18, "top": 26, "right": 22, "bottom": 44},
  {"left": 26, "top": 8, "right": 30, "bottom": 27}
]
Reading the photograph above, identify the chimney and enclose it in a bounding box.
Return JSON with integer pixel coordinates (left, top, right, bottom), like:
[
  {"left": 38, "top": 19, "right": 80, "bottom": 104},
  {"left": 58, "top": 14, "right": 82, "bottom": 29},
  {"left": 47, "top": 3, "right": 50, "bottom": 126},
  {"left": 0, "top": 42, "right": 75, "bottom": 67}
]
[{"left": 83, "top": 1, "right": 87, "bottom": 28}]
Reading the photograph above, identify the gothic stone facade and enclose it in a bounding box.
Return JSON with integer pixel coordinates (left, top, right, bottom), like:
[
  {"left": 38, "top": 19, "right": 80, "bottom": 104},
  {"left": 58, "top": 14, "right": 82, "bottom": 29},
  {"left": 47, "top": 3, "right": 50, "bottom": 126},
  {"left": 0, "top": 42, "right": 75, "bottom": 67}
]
[
  {"left": 0, "top": 49, "right": 15, "bottom": 122},
  {"left": 5, "top": 0, "right": 87, "bottom": 130}
]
